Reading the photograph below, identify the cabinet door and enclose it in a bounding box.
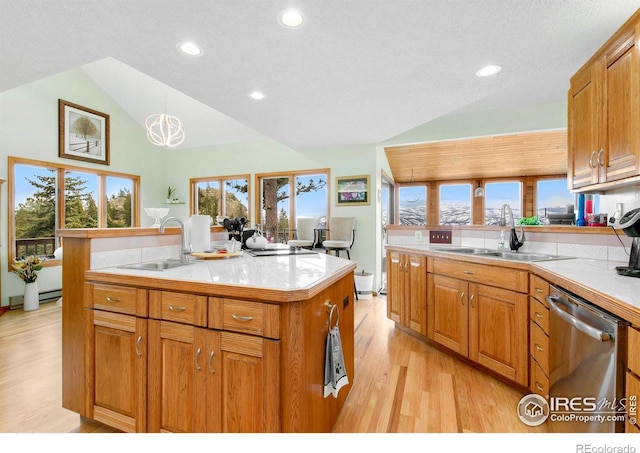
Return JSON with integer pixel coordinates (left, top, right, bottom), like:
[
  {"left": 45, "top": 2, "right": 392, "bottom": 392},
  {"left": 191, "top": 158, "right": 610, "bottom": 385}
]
[
  {"left": 406, "top": 254, "right": 427, "bottom": 336},
  {"left": 218, "top": 331, "right": 280, "bottom": 432},
  {"left": 386, "top": 251, "right": 403, "bottom": 323},
  {"left": 468, "top": 283, "right": 528, "bottom": 387},
  {"left": 427, "top": 274, "right": 467, "bottom": 355},
  {"left": 86, "top": 310, "right": 147, "bottom": 433},
  {"left": 602, "top": 29, "right": 639, "bottom": 182},
  {"left": 148, "top": 320, "right": 221, "bottom": 433},
  {"left": 568, "top": 64, "right": 599, "bottom": 189}
]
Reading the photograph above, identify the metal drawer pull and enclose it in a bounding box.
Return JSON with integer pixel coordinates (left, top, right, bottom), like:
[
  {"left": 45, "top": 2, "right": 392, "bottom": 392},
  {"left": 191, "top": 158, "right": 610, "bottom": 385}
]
[
  {"left": 463, "top": 270, "right": 474, "bottom": 275},
  {"left": 105, "top": 296, "right": 121, "bottom": 303},
  {"left": 231, "top": 314, "right": 254, "bottom": 322},
  {"left": 535, "top": 287, "right": 543, "bottom": 293},
  {"left": 169, "top": 305, "right": 186, "bottom": 311},
  {"left": 460, "top": 292, "right": 465, "bottom": 305},
  {"left": 135, "top": 336, "right": 142, "bottom": 358},
  {"left": 470, "top": 294, "right": 475, "bottom": 308},
  {"left": 195, "top": 348, "right": 201, "bottom": 371},
  {"left": 535, "top": 312, "right": 544, "bottom": 319},
  {"left": 535, "top": 343, "right": 544, "bottom": 352},
  {"left": 535, "top": 382, "right": 545, "bottom": 392},
  {"left": 208, "top": 351, "right": 215, "bottom": 374}
]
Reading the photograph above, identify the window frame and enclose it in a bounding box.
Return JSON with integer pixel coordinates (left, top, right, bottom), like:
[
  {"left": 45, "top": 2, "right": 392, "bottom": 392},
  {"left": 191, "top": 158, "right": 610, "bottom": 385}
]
[
  {"left": 437, "top": 180, "right": 474, "bottom": 226},
  {"left": 396, "top": 183, "right": 428, "bottom": 225},
  {"left": 8, "top": 156, "right": 140, "bottom": 267},
  {"left": 483, "top": 179, "right": 524, "bottom": 226},
  {"left": 254, "top": 168, "right": 330, "bottom": 241},
  {"left": 189, "top": 174, "right": 251, "bottom": 224}
]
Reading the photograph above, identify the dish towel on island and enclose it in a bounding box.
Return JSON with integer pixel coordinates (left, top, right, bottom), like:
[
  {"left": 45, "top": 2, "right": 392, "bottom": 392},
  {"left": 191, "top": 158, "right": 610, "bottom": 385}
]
[{"left": 324, "top": 325, "right": 349, "bottom": 398}]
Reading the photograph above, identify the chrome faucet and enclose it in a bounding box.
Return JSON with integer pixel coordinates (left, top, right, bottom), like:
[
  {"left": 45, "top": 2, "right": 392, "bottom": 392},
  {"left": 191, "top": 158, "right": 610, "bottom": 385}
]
[
  {"left": 159, "top": 217, "right": 191, "bottom": 264},
  {"left": 499, "top": 204, "right": 525, "bottom": 252}
]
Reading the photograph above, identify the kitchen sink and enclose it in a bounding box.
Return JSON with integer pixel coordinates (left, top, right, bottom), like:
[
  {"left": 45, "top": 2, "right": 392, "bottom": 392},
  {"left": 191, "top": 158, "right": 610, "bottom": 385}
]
[
  {"left": 117, "top": 260, "right": 191, "bottom": 271},
  {"left": 432, "top": 247, "right": 573, "bottom": 262}
]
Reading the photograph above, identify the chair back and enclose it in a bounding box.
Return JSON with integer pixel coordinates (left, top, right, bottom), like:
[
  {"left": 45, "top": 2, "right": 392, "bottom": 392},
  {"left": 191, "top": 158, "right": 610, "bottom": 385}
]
[
  {"left": 296, "top": 217, "right": 320, "bottom": 241},
  {"left": 329, "top": 217, "right": 355, "bottom": 242}
]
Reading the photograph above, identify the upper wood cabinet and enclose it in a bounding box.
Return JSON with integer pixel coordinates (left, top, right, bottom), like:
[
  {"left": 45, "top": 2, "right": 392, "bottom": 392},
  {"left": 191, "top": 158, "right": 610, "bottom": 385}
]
[{"left": 568, "top": 9, "right": 640, "bottom": 191}]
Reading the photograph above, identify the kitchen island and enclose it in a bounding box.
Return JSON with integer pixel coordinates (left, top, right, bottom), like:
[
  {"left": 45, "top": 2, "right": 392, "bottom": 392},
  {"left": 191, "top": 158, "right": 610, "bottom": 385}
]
[{"left": 58, "top": 228, "right": 355, "bottom": 433}]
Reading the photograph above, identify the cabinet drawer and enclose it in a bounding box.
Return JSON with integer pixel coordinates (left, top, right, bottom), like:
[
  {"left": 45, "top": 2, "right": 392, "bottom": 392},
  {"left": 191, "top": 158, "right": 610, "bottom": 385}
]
[
  {"left": 530, "top": 297, "right": 549, "bottom": 332},
  {"left": 90, "top": 283, "right": 148, "bottom": 317},
  {"left": 209, "top": 298, "right": 280, "bottom": 339},
  {"left": 530, "top": 274, "right": 549, "bottom": 306},
  {"left": 530, "top": 356, "right": 549, "bottom": 400},
  {"left": 530, "top": 320, "right": 549, "bottom": 376},
  {"left": 149, "top": 291, "right": 207, "bottom": 327},
  {"left": 432, "top": 258, "right": 528, "bottom": 293},
  {"left": 626, "top": 371, "right": 640, "bottom": 432},
  {"left": 629, "top": 327, "right": 640, "bottom": 375}
]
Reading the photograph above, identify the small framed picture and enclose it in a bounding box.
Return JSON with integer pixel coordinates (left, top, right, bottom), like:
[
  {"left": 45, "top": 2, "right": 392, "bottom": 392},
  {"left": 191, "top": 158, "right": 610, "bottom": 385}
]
[
  {"left": 58, "top": 99, "right": 110, "bottom": 165},
  {"left": 335, "top": 175, "right": 370, "bottom": 206}
]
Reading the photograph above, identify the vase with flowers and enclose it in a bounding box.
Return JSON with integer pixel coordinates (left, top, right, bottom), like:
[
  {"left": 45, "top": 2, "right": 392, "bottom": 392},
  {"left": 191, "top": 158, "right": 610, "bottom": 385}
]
[{"left": 12, "top": 256, "right": 43, "bottom": 311}]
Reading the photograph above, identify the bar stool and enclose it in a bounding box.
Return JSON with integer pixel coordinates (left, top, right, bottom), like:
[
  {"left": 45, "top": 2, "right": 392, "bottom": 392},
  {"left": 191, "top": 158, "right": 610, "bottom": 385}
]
[
  {"left": 322, "top": 217, "right": 358, "bottom": 299},
  {"left": 287, "top": 217, "right": 320, "bottom": 249}
]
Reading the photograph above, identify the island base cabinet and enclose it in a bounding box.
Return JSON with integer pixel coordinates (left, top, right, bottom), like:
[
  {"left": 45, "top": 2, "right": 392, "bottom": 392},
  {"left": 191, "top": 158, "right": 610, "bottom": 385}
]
[
  {"left": 148, "top": 320, "right": 280, "bottom": 433},
  {"left": 84, "top": 309, "right": 147, "bottom": 433}
]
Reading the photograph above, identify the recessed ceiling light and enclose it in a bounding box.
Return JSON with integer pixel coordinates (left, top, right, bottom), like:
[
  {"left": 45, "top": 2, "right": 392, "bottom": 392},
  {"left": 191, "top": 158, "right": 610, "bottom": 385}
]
[
  {"left": 278, "top": 9, "right": 305, "bottom": 28},
  {"left": 249, "top": 91, "right": 265, "bottom": 100},
  {"left": 178, "top": 41, "right": 202, "bottom": 56},
  {"left": 475, "top": 64, "right": 502, "bottom": 77}
]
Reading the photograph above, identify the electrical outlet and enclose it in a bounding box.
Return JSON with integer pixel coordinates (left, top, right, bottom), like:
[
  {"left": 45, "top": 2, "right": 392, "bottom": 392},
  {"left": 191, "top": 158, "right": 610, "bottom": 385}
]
[{"left": 414, "top": 231, "right": 422, "bottom": 241}]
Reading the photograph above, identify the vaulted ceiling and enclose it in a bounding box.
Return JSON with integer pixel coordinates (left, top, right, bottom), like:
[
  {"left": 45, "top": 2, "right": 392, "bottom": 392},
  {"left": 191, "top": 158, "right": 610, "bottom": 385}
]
[{"left": 1, "top": 1, "right": 639, "bottom": 151}]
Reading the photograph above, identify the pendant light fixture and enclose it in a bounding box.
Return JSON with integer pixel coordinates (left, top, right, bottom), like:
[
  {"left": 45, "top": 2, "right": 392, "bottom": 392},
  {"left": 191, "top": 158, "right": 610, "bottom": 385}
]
[
  {"left": 145, "top": 113, "right": 185, "bottom": 148},
  {"left": 474, "top": 180, "right": 485, "bottom": 197},
  {"left": 402, "top": 170, "right": 420, "bottom": 203}
]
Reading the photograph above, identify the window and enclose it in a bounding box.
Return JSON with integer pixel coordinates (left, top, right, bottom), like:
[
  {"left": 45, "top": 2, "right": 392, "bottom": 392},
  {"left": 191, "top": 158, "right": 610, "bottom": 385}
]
[
  {"left": 484, "top": 181, "right": 522, "bottom": 225},
  {"left": 398, "top": 185, "right": 427, "bottom": 225},
  {"left": 536, "top": 178, "right": 575, "bottom": 218},
  {"left": 190, "top": 175, "right": 250, "bottom": 224},
  {"left": 439, "top": 183, "right": 471, "bottom": 225},
  {"left": 256, "top": 169, "right": 329, "bottom": 243},
  {"left": 9, "top": 157, "right": 139, "bottom": 263}
]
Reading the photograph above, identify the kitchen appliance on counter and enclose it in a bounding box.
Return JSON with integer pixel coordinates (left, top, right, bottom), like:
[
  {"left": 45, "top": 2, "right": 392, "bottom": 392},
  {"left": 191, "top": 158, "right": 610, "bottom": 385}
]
[
  {"left": 548, "top": 285, "right": 628, "bottom": 433},
  {"left": 615, "top": 207, "right": 640, "bottom": 278}
]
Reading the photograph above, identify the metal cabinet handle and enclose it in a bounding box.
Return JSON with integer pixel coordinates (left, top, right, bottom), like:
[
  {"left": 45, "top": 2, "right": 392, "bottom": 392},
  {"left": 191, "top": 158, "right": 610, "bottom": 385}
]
[
  {"left": 470, "top": 294, "right": 475, "bottom": 308},
  {"left": 535, "top": 287, "right": 543, "bottom": 293},
  {"left": 535, "top": 382, "right": 545, "bottom": 392},
  {"left": 463, "top": 270, "right": 474, "bottom": 275},
  {"left": 169, "top": 305, "right": 186, "bottom": 311},
  {"left": 135, "top": 336, "right": 142, "bottom": 358},
  {"left": 535, "top": 343, "right": 544, "bottom": 352},
  {"left": 195, "top": 348, "right": 202, "bottom": 371},
  {"left": 460, "top": 292, "right": 465, "bottom": 305},
  {"left": 105, "top": 296, "right": 121, "bottom": 303},
  {"left": 231, "top": 314, "right": 254, "bottom": 322},
  {"left": 597, "top": 148, "right": 605, "bottom": 166},
  {"left": 535, "top": 312, "right": 544, "bottom": 319},
  {"left": 208, "top": 351, "right": 215, "bottom": 374},
  {"left": 589, "top": 150, "right": 597, "bottom": 168}
]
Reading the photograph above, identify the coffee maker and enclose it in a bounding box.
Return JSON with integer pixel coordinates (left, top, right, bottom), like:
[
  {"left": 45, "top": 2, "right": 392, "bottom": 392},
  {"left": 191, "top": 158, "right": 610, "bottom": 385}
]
[{"left": 615, "top": 208, "right": 640, "bottom": 278}]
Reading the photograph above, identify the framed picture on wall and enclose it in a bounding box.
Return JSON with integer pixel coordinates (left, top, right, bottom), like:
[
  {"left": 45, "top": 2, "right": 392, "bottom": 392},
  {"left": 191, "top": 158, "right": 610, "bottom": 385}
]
[
  {"left": 335, "top": 175, "right": 370, "bottom": 206},
  {"left": 58, "top": 99, "right": 110, "bottom": 165}
]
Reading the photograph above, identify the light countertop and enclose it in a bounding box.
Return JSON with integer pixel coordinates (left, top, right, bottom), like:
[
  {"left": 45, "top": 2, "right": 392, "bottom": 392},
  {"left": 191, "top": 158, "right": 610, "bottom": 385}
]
[{"left": 85, "top": 250, "right": 357, "bottom": 303}]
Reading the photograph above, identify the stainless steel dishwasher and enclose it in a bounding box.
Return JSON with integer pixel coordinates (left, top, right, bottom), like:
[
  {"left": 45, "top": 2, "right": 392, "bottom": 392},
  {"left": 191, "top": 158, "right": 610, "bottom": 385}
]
[{"left": 548, "top": 285, "right": 628, "bottom": 433}]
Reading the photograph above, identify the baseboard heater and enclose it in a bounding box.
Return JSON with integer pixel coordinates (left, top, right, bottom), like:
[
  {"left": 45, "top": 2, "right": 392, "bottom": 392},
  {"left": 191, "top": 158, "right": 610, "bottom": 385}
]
[{"left": 9, "top": 289, "right": 62, "bottom": 310}]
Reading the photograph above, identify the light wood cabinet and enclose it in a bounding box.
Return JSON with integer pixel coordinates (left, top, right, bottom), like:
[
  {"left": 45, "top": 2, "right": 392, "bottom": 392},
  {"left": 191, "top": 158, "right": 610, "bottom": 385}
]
[
  {"left": 626, "top": 326, "right": 640, "bottom": 433},
  {"left": 427, "top": 259, "right": 529, "bottom": 387},
  {"left": 529, "top": 274, "right": 550, "bottom": 399},
  {"left": 568, "top": 10, "right": 640, "bottom": 191},
  {"left": 386, "top": 251, "right": 427, "bottom": 336},
  {"left": 84, "top": 285, "right": 148, "bottom": 433}
]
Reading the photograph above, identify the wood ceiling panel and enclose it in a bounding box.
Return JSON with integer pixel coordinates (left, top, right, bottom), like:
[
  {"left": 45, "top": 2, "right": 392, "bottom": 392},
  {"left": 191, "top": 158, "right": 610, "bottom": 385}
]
[{"left": 385, "top": 130, "right": 568, "bottom": 182}]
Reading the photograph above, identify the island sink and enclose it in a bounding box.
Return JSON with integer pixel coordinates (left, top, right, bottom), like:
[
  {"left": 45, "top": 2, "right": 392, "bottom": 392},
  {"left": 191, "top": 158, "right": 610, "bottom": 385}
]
[{"left": 117, "top": 259, "right": 191, "bottom": 271}]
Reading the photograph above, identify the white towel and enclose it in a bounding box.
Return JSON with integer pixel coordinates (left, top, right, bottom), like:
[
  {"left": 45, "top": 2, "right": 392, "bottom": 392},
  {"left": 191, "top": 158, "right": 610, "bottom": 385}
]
[{"left": 324, "top": 325, "right": 349, "bottom": 398}]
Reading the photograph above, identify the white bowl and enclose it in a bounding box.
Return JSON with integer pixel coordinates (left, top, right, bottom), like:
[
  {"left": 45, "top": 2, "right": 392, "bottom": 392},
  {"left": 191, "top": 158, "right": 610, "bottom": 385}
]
[{"left": 144, "top": 207, "right": 170, "bottom": 227}]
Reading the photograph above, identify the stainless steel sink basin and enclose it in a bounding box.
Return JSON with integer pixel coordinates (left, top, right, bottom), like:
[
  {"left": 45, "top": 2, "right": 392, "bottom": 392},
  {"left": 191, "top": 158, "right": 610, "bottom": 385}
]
[
  {"left": 432, "top": 247, "right": 573, "bottom": 262},
  {"left": 117, "top": 260, "right": 191, "bottom": 271}
]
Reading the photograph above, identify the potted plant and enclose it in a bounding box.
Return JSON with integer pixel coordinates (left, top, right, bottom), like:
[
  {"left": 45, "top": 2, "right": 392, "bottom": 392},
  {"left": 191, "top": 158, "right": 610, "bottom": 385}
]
[
  {"left": 166, "top": 185, "right": 177, "bottom": 203},
  {"left": 12, "top": 255, "right": 43, "bottom": 311}
]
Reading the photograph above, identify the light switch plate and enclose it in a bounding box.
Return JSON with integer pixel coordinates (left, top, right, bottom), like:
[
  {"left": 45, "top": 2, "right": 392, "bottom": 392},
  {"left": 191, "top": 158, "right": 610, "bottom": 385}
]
[{"left": 414, "top": 231, "right": 422, "bottom": 241}]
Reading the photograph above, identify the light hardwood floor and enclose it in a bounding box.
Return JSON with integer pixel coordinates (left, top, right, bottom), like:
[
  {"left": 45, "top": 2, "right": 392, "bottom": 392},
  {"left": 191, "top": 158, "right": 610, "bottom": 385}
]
[{"left": 0, "top": 297, "right": 545, "bottom": 433}]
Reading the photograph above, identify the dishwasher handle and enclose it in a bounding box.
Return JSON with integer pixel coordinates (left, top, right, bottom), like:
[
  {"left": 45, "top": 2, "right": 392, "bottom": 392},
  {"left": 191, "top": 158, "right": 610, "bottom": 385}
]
[{"left": 547, "top": 295, "right": 613, "bottom": 342}]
